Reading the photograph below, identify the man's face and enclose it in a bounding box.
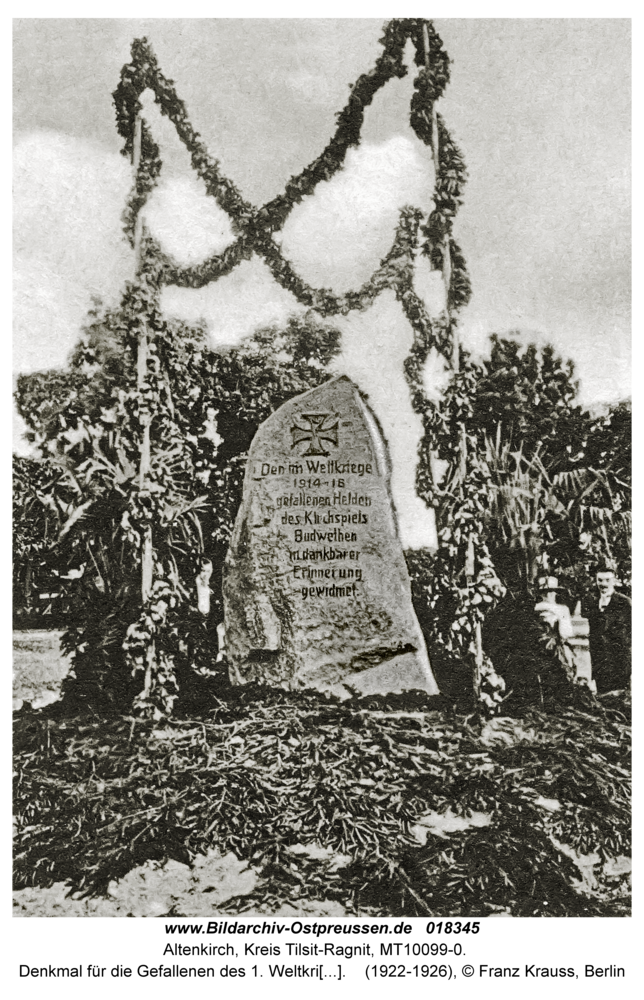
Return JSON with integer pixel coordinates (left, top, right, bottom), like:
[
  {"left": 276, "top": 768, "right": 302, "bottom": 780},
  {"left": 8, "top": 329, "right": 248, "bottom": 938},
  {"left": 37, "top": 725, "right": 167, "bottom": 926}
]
[{"left": 596, "top": 572, "right": 616, "bottom": 598}]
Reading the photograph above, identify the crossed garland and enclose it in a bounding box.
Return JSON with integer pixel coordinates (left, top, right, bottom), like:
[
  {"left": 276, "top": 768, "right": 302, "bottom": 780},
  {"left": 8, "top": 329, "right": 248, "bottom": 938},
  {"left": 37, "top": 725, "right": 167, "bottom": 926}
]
[
  {"left": 113, "top": 18, "right": 507, "bottom": 713},
  {"left": 113, "top": 19, "right": 470, "bottom": 343}
]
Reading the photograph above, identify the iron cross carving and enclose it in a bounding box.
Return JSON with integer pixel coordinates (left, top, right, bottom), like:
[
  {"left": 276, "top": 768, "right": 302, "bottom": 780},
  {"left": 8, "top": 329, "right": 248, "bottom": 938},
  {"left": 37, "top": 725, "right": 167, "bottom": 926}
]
[{"left": 290, "top": 413, "right": 339, "bottom": 457}]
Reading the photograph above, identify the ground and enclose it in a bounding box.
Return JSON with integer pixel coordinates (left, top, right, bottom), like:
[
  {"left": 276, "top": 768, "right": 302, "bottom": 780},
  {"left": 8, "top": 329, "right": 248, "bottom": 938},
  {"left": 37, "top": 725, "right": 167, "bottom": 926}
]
[{"left": 13, "top": 630, "right": 631, "bottom": 918}]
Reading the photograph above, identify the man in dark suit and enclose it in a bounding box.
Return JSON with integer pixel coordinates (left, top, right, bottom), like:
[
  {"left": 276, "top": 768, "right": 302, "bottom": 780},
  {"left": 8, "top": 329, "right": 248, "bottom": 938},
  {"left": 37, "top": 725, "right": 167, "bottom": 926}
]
[{"left": 586, "top": 564, "right": 631, "bottom": 693}]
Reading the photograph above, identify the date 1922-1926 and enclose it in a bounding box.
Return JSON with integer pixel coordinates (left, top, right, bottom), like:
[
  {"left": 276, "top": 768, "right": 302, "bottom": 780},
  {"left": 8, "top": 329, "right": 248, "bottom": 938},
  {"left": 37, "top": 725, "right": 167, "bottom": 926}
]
[{"left": 366, "top": 965, "right": 454, "bottom": 980}]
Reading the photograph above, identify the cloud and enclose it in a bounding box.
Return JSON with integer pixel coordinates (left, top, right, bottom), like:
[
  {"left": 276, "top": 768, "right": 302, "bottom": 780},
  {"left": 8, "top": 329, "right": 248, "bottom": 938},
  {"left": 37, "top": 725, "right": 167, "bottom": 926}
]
[
  {"left": 13, "top": 131, "right": 132, "bottom": 374},
  {"left": 14, "top": 262, "right": 86, "bottom": 373},
  {"left": 145, "top": 177, "right": 235, "bottom": 265},
  {"left": 146, "top": 135, "right": 435, "bottom": 299},
  {"left": 155, "top": 136, "right": 438, "bottom": 350},
  {"left": 162, "top": 257, "right": 302, "bottom": 348},
  {"left": 285, "top": 69, "right": 336, "bottom": 105},
  {"left": 279, "top": 136, "right": 434, "bottom": 292}
]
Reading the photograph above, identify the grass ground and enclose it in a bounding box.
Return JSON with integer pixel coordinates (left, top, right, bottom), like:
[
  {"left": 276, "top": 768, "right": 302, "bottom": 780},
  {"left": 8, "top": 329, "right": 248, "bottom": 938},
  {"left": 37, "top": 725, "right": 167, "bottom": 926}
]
[{"left": 13, "top": 631, "right": 631, "bottom": 918}]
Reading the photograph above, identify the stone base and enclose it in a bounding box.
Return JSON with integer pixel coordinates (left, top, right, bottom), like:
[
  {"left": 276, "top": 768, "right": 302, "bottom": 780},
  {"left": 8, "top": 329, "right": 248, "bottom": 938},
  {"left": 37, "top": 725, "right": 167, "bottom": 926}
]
[{"left": 320, "top": 650, "right": 439, "bottom": 700}]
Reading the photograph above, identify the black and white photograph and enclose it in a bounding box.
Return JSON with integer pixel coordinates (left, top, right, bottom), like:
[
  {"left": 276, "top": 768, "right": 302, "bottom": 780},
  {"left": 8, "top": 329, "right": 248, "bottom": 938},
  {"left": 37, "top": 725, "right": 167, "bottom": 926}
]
[{"left": 13, "top": 16, "right": 631, "bottom": 933}]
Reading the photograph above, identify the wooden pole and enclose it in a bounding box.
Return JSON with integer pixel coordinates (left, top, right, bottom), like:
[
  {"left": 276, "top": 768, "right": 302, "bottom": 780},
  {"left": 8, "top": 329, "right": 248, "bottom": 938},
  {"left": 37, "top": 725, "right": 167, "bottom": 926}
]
[
  {"left": 465, "top": 536, "right": 483, "bottom": 701},
  {"left": 423, "top": 24, "right": 457, "bottom": 372},
  {"left": 473, "top": 622, "right": 483, "bottom": 701},
  {"left": 424, "top": 23, "right": 480, "bottom": 693},
  {"left": 422, "top": 22, "right": 430, "bottom": 67},
  {"left": 131, "top": 113, "right": 153, "bottom": 608},
  {"left": 444, "top": 238, "right": 457, "bottom": 370},
  {"left": 423, "top": 24, "right": 461, "bottom": 454}
]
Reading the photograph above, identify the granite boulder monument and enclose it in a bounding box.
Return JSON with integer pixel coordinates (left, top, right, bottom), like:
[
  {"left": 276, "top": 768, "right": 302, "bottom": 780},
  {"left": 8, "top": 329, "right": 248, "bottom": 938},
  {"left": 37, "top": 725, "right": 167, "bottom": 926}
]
[{"left": 223, "top": 375, "right": 438, "bottom": 697}]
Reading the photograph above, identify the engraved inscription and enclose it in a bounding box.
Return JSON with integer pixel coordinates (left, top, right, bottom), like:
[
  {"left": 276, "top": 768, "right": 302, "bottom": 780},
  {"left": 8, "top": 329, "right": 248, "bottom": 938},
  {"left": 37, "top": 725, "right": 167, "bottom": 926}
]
[{"left": 255, "top": 444, "right": 373, "bottom": 600}]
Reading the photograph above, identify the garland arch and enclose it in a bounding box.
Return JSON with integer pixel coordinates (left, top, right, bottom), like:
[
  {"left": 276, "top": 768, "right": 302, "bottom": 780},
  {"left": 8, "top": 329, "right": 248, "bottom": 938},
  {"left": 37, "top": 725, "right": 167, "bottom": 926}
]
[{"left": 110, "top": 18, "right": 504, "bottom": 713}]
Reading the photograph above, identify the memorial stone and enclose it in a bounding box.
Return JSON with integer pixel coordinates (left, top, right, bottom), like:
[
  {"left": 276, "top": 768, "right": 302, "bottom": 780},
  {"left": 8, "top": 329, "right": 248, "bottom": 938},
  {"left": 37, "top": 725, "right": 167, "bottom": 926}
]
[{"left": 223, "top": 375, "right": 439, "bottom": 696}]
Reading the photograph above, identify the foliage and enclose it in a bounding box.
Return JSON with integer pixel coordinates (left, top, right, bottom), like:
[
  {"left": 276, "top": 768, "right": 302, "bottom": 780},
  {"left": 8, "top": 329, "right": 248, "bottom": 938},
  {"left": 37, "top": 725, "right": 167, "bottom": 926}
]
[
  {"left": 583, "top": 400, "right": 631, "bottom": 487},
  {"left": 574, "top": 400, "right": 632, "bottom": 590},
  {"left": 13, "top": 457, "right": 71, "bottom": 623},
  {"left": 467, "top": 335, "right": 585, "bottom": 467},
  {"left": 434, "top": 341, "right": 631, "bottom": 600},
  {"left": 480, "top": 429, "right": 631, "bottom": 604},
  {"left": 13, "top": 689, "right": 630, "bottom": 916},
  {"left": 406, "top": 339, "right": 630, "bottom": 708},
  {"left": 15, "top": 296, "right": 342, "bottom": 716}
]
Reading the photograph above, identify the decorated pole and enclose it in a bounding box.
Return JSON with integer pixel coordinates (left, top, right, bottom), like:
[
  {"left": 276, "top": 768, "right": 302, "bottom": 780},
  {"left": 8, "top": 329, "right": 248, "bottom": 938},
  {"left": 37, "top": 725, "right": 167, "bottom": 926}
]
[
  {"left": 423, "top": 23, "right": 457, "bottom": 372},
  {"left": 444, "top": 240, "right": 456, "bottom": 369},
  {"left": 423, "top": 23, "right": 481, "bottom": 698},
  {"left": 131, "top": 112, "right": 154, "bottom": 606}
]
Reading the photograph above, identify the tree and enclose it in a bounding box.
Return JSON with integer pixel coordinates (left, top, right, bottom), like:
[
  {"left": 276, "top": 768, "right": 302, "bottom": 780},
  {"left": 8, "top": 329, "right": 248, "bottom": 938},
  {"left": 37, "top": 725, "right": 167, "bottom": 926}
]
[
  {"left": 576, "top": 399, "right": 631, "bottom": 590},
  {"left": 466, "top": 335, "right": 586, "bottom": 468},
  {"left": 432, "top": 338, "right": 631, "bottom": 592}
]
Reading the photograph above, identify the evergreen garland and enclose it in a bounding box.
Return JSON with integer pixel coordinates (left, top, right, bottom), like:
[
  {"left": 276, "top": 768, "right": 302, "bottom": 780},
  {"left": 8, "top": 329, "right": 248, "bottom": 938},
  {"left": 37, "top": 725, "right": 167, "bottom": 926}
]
[{"left": 112, "top": 19, "right": 470, "bottom": 355}]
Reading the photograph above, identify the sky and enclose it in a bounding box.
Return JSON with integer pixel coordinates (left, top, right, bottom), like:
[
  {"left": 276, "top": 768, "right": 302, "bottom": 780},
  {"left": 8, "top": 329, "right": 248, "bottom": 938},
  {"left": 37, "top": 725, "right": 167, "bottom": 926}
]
[{"left": 13, "top": 19, "right": 631, "bottom": 548}]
